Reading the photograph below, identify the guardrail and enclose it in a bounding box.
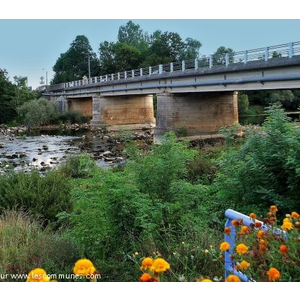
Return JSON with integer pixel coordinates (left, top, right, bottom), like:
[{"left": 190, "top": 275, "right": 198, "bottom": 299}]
[
  {"left": 46, "top": 41, "right": 300, "bottom": 92},
  {"left": 224, "top": 209, "right": 286, "bottom": 282}
]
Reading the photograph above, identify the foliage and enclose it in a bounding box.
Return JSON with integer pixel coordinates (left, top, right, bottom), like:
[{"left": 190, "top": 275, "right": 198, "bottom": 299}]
[
  {"left": 212, "top": 46, "right": 234, "bottom": 65},
  {"left": 58, "top": 154, "right": 96, "bottom": 178},
  {"left": 215, "top": 105, "right": 300, "bottom": 214},
  {"left": 52, "top": 35, "right": 99, "bottom": 84},
  {"left": 0, "top": 170, "right": 72, "bottom": 225},
  {"left": 59, "top": 110, "right": 90, "bottom": 124},
  {"left": 238, "top": 93, "right": 249, "bottom": 115},
  {"left": 18, "top": 98, "right": 58, "bottom": 127},
  {"left": 0, "top": 209, "right": 80, "bottom": 282}
]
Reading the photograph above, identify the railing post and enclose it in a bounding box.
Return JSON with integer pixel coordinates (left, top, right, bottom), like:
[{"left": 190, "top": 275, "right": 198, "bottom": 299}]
[
  {"left": 111, "top": 74, "right": 114, "bottom": 81},
  {"left": 105, "top": 75, "right": 108, "bottom": 81},
  {"left": 225, "top": 53, "right": 229, "bottom": 66},
  {"left": 170, "top": 62, "right": 173, "bottom": 73},
  {"left": 244, "top": 50, "right": 248, "bottom": 64},
  {"left": 124, "top": 71, "right": 127, "bottom": 79},
  {"left": 182, "top": 60, "right": 185, "bottom": 71},
  {"left": 194, "top": 59, "right": 198, "bottom": 70},
  {"left": 140, "top": 68, "right": 143, "bottom": 77},
  {"left": 265, "top": 47, "right": 269, "bottom": 61},
  {"left": 95, "top": 76, "right": 97, "bottom": 83},
  {"left": 149, "top": 66, "right": 152, "bottom": 75},
  {"left": 289, "top": 42, "right": 294, "bottom": 58},
  {"left": 209, "top": 55, "right": 213, "bottom": 69},
  {"left": 132, "top": 70, "right": 135, "bottom": 78},
  {"left": 159, "top": 64, "right": 163, "bottom": 74},
  {"left": 118, "top": 72, "right": 120, "bottom": 80}
]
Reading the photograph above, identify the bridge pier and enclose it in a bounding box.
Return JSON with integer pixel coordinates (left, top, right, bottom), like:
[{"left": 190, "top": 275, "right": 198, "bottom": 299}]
[
  {"left": 154, "top": 91, "right": 239, "bottom": 141},
  {"left": 91, "top": 95, "right": 155, "bottom": 130}
]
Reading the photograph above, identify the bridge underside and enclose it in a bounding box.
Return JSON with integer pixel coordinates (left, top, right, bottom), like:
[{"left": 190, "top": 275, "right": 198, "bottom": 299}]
[
  {"left": 90, "top": 94, "right": 155, "bottom": 131},
  {"left": 154, "top": 91, "right": 239, "bottom": 140}
]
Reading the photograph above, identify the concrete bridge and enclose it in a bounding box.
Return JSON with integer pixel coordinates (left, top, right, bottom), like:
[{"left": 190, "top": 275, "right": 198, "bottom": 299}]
[{"left": 44, "top": 41, "right": 300, "bottom": 140}]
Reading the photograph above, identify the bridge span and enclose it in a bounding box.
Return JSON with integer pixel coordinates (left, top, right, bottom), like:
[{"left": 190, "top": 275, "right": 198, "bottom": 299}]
[{"left": 44, "top": 41, "right": 300, "bottom": 139}]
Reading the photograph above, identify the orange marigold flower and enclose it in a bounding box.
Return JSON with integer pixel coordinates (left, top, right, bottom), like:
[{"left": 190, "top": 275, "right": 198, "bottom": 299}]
[
  {"left": 224, "top": 227, "right": 231, "bottom": 235},
  {"left": 139, "top": 273, "right": 158, "bottom": 282},
  {"left": 267, "top": 267, "right": 280, "bottom": 282},
  {"left": 140, "top": 257, "right": 154, "bottom": 270},
  {"left": 269, "top": 217, "right": 276, "bottom": 224},
  {"left": 220, "top": 241, "right": 230, "bottom": 252},
  {"left": 73, "top": 259, "right": 97, "bottom": 277},
  {"left": 150, "top": 258, "right": 170, "bottom": 273},
  {"left": 236, "top": 243, "right": 248, "bottom": 255},
  {"left": 240, "top": 226, "right": 250, "bottom": 235},
  {"left": 291, "top": 212, "right": 299, "bottom": 218},
  {"left": 226, "top": 275, "right": 241, "bottom": 282},
  {"left": 26, "top": 268, "right": 50, "bottom": 282},
  {"left": 240, "top": 260, "right": 250, "bottom": 271},
  {"left": 255, "top": 221, "right": 262, "bottom": 228},
  {"left": 279, "top": 245, "right": 288, "bottom": 256},
  {"left": 259, "top": 244, "right": 267, "bottom": 254},
  {"left": 259, "top": 239, "right": 267, "bottom": 246},
  {"left": 257, "top": 230, "right": 265, "bottom": 239},
  {"left": 249, "top": 213, "right": 256, "bottom": 220},
  {"left": 281, "top": 221, "right": 293, "bottom": 231},
  {"left": 270, "top": 205, "right": 278, "bottom": 213},
  {"left": 231, "top": 218, "right": 243, "bottom": 227}
]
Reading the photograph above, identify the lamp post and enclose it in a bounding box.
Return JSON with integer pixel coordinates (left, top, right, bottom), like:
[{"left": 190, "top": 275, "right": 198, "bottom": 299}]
[{"left": 42, "top": 68, "right": 48, "bottom": 86}]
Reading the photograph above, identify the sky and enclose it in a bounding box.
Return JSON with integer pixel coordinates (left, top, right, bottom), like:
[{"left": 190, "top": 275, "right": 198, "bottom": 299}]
[{"left": 1, "top": 1, "right": 300, "bottom": 90}]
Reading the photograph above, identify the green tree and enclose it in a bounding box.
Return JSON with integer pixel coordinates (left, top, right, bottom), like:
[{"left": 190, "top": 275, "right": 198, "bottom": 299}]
[
  {"left": 180, "top": 38, "right": 202, "bottom": 60},
  {"left": 143, "top": 30, "right": 185, "bottom": 65},
  {"left": 0, "top": 68, "right": 15, "bottom": 123},
  {"left": 212, "top": 46, "right": 234, "bottom": 65},
  {"left": 117, "top": 20, "right": 149, "bottom": 52},
  {"left": 52, "top": 35, "right": 99, "bottom": 84}
]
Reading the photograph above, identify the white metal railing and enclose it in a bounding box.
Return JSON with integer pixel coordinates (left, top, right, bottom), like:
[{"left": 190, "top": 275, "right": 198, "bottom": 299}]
[{"left": 47, "top": 41, "right": 300, "bottom": 92}]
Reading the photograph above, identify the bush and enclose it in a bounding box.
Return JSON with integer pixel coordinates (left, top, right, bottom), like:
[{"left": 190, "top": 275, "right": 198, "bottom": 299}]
[
  {"left": 59, "top": 110, "right": 90, "bottom": 124},
  {"left": 58, "top": 154, "right": 96, "bottom": 178},
  {"left": 215, "top": 105, "right": 300, "bottom": 214},
  {"left": 18, "top": 98, "right": 58, "bottom": 127},
  {"left": 0, "top": 170, "right": 72, "bottom": 225},
  {"left": 0, "top": 209, "right": 80, "bottom": 282}
]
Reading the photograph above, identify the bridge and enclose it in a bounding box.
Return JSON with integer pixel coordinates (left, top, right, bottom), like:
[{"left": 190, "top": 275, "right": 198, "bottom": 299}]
[{"left": 44, "top": 41, "right": 300, "bottom": 140}]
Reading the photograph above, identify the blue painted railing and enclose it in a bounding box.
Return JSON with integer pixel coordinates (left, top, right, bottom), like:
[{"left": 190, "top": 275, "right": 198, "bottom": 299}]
[{"left": 223, "top": 209, "right": 286, "bottom": 282}]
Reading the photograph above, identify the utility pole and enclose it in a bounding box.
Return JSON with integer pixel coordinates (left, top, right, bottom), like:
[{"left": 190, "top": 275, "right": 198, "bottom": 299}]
[{"left": 88, "top": 55, "right": 91, "bottom": 79}]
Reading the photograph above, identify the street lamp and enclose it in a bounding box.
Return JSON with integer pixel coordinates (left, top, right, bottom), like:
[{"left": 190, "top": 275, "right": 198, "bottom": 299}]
[{"left": 42, "top": 68, "right": 48, "bottom": 86}]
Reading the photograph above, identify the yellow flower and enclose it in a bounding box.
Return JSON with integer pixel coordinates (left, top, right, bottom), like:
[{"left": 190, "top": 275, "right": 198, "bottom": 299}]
[
  {"left": 204, "top": 249, "right": 209, "bottom": 254},
  {"left": 140, "top": 257, "right": 153, "bottom": 270},
  {"left": 73, "top": 258, "right": 97, "bottom": 277},
  {"left": 201, "top": 279, "right": 213, "bottom": 282},
  {"left": 139, "top": 273, "right": 158, "bottom": 282},
  {"left": 150, "top": 258, "right": 170, "bottom": 273},
  {"left": 281, "top": 221, "right": 293, "bottom": 231},
  {"left": 220, "top": 242, "right": 230, "bottom": 252},
  {"left": 225, "top": 275, "right": 241, "bottom": 282},
  {"left": 267, "top": 267, "right": 280, "bottom": 282},
  {"left": 26, "top": 268, "right": 50, "bottom": 282},
  {"left": 236, "top": 243, "right": 248, "bottom": 255},
  {"left": 291, "top": 212, "right": 299, "bottom": 218},
  {"left": 240, "top": 260, "right": 250, "bottom": 271},
  {"left": 249, "top": 213, "right": 256, "bottom": 220}
]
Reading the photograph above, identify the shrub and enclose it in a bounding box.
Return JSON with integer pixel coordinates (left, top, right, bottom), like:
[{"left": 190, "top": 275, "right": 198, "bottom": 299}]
[
  {"left": 59, "top": 110, "right": 90, "bottom": 124},
  {"left": 215, "top": 105, "right": 300, "bottom": 214},
  {"left": 18, "top": 98, "right": 58, "bottom": 127},
  {"left": 0, "top": 209, "right": 80, "bottom": 282},
  {"left": 58, "top": 154, "right": 96, "bottom": 178},
  {"left": 0, "top": 170, "right": 72, "bottom": 225}
]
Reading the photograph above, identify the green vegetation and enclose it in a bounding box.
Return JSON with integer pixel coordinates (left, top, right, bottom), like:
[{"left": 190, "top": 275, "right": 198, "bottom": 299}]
[{"left": 1, "top": 105, "right": 300, "bottom": 281}]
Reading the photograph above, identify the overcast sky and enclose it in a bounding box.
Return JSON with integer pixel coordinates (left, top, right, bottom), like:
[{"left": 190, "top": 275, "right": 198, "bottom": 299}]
[{"left": 1, "top": 2, "right": 299, "bottom": 89}]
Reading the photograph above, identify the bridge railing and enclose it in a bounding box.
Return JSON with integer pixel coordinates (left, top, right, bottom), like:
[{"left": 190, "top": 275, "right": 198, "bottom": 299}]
[
  {"left": 48, "top": 41, "right": 300, "bottom": 92},
  {"left": 224, "top": 208, "right": 286, "bottom": 282}
]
